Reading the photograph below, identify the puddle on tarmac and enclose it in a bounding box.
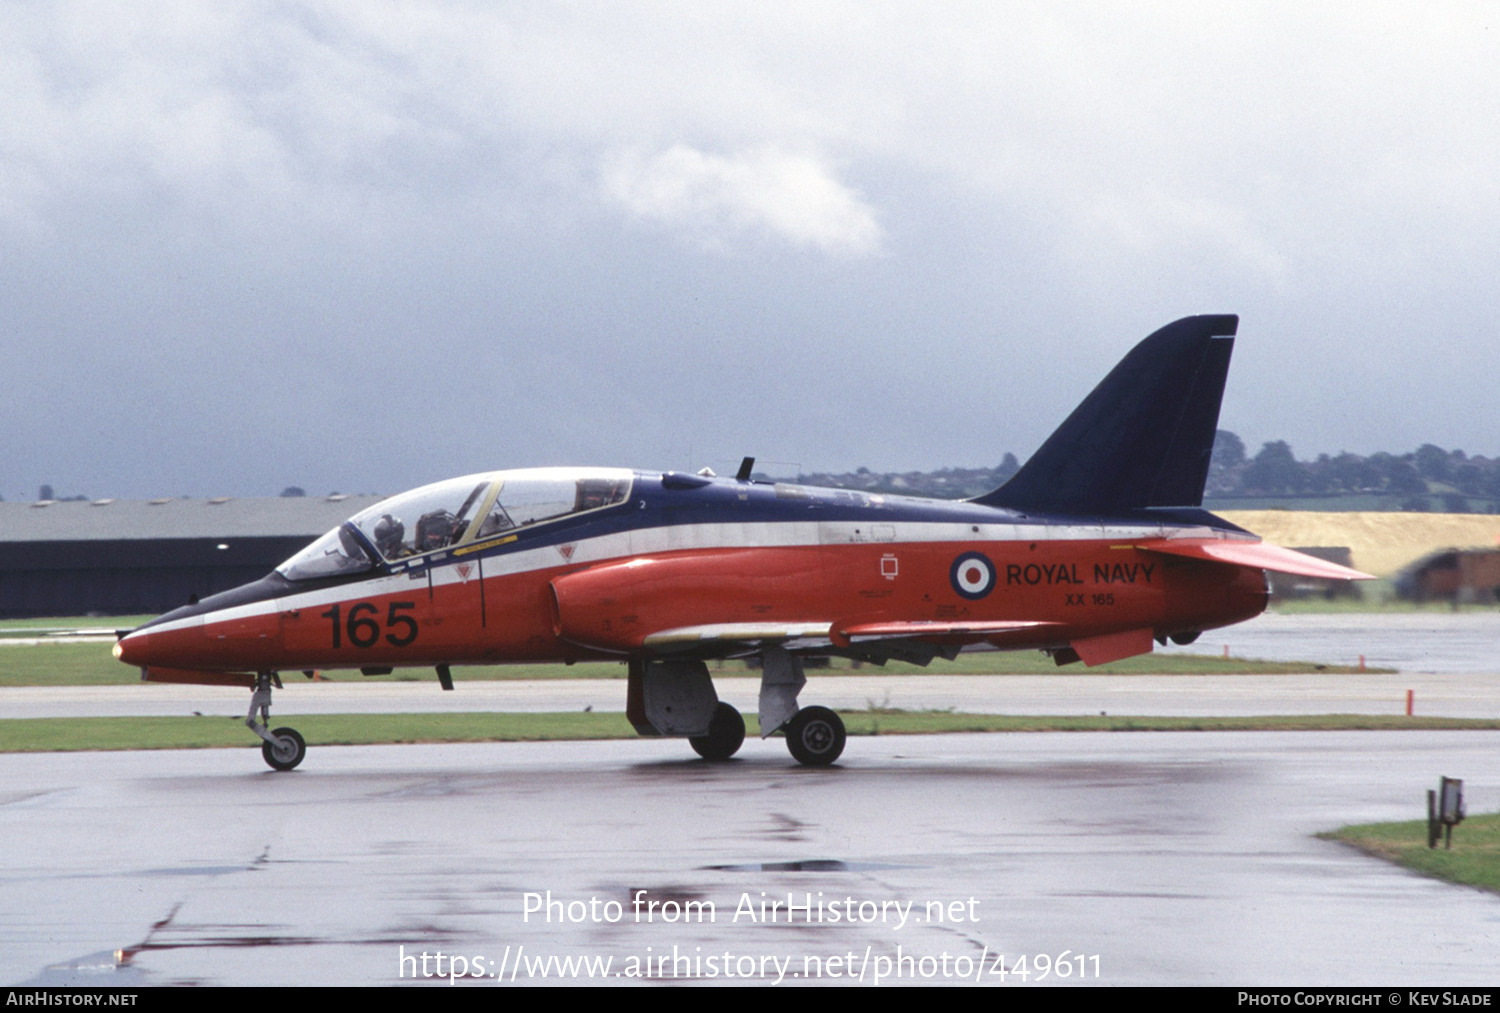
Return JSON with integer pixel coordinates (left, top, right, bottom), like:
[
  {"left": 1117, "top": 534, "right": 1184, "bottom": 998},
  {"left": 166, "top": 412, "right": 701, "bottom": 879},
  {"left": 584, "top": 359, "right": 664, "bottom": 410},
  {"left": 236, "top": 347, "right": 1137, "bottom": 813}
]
[{"left": 702, "top": 859, "right": 918, "bottom": 872}]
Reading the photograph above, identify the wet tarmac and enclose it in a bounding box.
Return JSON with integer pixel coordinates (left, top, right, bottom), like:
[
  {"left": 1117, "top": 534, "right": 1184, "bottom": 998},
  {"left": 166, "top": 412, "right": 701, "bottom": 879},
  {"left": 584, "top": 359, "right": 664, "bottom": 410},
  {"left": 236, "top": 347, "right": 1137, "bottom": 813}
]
[
  {"left": 4, "top": 732, "right": 1500, "bottom": 986},
  {"left": 1202, "top": 612, "right": 1500, "bottom": 674}
]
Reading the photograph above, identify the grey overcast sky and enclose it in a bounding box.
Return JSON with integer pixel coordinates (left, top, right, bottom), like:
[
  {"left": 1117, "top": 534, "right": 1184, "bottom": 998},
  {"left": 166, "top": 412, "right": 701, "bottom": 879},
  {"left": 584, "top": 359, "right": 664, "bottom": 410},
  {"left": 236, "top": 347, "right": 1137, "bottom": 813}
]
[{"left": 3, "top": 2, "right": 1498, "bottom": 500}]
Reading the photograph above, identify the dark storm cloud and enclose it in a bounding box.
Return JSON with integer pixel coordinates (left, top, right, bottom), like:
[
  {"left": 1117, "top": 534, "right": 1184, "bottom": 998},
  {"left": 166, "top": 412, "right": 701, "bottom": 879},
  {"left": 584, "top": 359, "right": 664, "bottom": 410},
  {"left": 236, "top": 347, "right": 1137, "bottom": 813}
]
[{"left": 3, "top": 3, "right": 1498, "bottom": 500}]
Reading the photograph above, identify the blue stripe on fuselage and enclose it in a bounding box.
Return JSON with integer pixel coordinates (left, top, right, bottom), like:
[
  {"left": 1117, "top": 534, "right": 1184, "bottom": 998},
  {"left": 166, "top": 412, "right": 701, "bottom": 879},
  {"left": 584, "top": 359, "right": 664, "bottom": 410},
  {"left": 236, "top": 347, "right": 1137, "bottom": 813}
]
[
  {"left": 132, "top": 472, "right": 1245, "bottom": 632},
  {"left": 397, "top": 472, "right": 1244, "bottom": 574},
  {"left": 438, "top": 472, "right": 1026, "bottom": 566}
]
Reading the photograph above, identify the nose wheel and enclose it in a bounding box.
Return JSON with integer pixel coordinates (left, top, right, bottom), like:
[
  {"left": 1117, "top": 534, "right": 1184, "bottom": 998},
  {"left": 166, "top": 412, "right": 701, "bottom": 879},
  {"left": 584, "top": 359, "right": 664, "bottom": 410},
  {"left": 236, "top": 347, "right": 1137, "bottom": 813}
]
[
  {"left": 262, "top": 727, "right": 307, "bottom": 771},
  {"left": 784, "top": 706, "right": 845, "bottom": 767},
  {"left": 248, "top": 672, "right": 306, "bottom": 771}
]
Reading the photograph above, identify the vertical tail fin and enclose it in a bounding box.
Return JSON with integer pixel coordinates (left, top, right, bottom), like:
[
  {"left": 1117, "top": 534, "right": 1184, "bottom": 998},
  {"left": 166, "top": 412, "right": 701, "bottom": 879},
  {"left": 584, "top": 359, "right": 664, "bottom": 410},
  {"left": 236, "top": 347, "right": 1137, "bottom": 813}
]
[{"left": 974, "top": 314, "right": 1238, "bottom": 514}]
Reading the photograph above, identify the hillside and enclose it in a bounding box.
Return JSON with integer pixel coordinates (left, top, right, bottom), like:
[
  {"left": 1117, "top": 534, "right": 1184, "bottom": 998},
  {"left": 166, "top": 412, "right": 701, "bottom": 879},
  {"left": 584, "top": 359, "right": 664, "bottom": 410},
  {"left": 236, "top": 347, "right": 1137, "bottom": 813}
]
[{"left": 1218, "top": 511, "right": 1500, "bottom": 577}]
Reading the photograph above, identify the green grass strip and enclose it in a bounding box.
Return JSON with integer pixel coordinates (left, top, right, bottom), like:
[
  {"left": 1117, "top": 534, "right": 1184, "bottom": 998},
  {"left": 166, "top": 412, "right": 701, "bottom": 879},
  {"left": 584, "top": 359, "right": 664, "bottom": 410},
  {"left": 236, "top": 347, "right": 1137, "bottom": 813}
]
[
  {"left": 1321, "top": 812, "right": 1500, "bottom": 894},
  {"left": 0, "top": 616, "right": 154, "bottom": 632},
  {"left": 0, "top": 642, "right": 1390, "bottom": 687},
  {"left": 2, "top": 712, "right": 1497, "bottom": 753}
]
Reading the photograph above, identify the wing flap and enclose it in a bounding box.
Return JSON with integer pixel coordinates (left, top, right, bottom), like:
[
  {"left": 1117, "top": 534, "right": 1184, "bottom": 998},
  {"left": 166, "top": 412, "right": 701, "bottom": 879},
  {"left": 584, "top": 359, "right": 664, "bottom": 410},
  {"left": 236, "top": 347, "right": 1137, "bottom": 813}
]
[
  {"left": 1071, "top": 627, "right": 1155, "bottom": 666},
  {"left": 833, "top": 619, "right": 1057, "bottom": 646}
]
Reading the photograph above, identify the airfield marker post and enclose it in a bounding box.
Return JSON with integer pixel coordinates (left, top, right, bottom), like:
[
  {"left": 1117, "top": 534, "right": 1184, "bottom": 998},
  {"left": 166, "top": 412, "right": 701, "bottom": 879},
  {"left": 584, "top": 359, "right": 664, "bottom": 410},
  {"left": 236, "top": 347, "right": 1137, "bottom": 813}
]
[{"left": 1428, "top": 777, "right": 1465, "bottom": 849}]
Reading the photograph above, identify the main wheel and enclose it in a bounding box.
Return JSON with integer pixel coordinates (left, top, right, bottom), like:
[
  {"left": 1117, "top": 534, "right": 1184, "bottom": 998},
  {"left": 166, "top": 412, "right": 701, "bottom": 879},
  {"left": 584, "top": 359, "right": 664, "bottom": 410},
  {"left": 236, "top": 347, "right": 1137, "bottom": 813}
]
[
  {"left": 784, "top": 706, "right": 845, "bottom": 767},
  {"left": 262, "top": 727, "right": 306, "bottom": 771},
  {"left": 690, "top": 702, "right": 746, "bottom": 761}
]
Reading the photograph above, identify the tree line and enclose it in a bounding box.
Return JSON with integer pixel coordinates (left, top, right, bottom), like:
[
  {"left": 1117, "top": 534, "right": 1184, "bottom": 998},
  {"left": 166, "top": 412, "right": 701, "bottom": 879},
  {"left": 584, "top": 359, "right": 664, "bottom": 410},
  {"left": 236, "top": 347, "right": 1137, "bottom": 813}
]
[
  {"left": 796, "top": 433, "right": 1500, "bottom": 513},
  {"left": 16, "top": 435, "right": 1498, "bottom": 513}
]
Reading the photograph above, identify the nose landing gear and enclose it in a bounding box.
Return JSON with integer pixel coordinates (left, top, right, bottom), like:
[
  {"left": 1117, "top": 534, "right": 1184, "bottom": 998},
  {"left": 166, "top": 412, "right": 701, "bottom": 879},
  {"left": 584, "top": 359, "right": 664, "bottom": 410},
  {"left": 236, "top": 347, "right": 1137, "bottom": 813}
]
[
  {"left": 248, "top": 672, "right": 306, "bottom": 771},
  {"left": 262, "top": 727, "right": 307, "bottom": 771}
]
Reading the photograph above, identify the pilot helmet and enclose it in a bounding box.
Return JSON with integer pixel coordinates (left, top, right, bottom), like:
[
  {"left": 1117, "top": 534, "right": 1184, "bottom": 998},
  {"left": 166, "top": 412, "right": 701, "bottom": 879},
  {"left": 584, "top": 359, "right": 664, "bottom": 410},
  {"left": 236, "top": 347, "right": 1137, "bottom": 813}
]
[{"left": 372, "top": 513, "right": 405, "bottom": 556}]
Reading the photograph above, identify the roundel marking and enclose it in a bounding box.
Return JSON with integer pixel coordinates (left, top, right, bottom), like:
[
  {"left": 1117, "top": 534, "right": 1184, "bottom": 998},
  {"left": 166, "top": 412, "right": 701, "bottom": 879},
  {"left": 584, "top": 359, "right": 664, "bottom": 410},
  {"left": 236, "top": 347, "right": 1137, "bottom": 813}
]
[{"left": 950, "top": 551, "right": 996, "bottom": 600}]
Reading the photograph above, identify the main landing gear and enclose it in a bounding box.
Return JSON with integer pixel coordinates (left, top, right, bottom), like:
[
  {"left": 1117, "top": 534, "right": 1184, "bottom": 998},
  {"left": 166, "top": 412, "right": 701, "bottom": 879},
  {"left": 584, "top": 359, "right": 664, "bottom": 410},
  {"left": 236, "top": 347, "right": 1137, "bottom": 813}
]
[
  {"left": 783, "top": 705, "right": 846, "bottom": 767},
  {"left": 758, "top": 647, "right": 845, "bottom": 767},
  {"left": 689, "top": 702, "right": 746, "bottom": 761},
  {"left": 628, "top": 655, "right": 845, "bottom": 766},
  {"left": 248, "top": 672, "right": 306, "bottom": 771},
  {"left": 686, "top": 699, "right": 846, "bottom": 766}
]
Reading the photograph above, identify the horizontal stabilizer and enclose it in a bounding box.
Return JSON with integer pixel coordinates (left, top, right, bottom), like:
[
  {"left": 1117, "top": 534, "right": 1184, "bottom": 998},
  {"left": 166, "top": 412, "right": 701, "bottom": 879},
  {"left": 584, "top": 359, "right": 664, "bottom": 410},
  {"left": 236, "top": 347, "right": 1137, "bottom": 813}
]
[{"left": 1142, "top": 540, "right": 1374, "bottom": 581}]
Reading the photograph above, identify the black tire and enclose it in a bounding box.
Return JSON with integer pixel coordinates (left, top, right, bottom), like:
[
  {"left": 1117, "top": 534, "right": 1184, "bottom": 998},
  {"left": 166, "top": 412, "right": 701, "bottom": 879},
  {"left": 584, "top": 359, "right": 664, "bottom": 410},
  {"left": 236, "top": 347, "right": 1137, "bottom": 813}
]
[
  {"left": 689, "top": 703, "right": 746, "bottom": 761},
  {"left": 262, "top": 727, "right": 306, "bottom": 771},
  {"left": 785, "top": 706, "right": 845, "bottom": 767}
]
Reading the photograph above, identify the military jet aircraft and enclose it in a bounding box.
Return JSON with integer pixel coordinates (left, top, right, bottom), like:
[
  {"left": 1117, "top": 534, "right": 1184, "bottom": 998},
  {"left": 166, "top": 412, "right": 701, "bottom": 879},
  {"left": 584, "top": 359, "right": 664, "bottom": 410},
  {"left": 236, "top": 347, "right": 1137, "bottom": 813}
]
[{"left": 115, "top": 314, "right": 1368, "bottom": 770}]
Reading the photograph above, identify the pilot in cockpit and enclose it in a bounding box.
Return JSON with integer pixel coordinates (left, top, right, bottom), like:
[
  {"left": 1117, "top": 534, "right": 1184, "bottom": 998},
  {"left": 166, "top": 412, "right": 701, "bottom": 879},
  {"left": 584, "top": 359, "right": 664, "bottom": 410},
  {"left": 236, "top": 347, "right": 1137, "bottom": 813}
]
[
  {"left": 372, "top": 514, "right": 406, "bottom": 559},
  {"left": 415, "top": 510, "right": 463, "bottom": 552}
]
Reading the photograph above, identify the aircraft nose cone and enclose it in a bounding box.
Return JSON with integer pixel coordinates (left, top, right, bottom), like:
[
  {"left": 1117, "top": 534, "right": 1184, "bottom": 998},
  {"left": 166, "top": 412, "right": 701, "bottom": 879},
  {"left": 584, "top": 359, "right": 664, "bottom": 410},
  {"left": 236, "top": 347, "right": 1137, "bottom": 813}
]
[
  {"left": 114, "top": 630, "right": 150, "bottom": 667},
  {"left": 114, "top": 625, "right": 205, "bottom": 669}
]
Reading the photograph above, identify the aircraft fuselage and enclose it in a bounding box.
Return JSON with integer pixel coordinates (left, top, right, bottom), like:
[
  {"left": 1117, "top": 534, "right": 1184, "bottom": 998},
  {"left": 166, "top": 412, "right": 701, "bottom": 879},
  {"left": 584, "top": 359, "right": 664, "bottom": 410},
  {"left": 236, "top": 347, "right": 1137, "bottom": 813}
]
[{"left": 115, "top": 470, "right": 1268, "bottom": 677}]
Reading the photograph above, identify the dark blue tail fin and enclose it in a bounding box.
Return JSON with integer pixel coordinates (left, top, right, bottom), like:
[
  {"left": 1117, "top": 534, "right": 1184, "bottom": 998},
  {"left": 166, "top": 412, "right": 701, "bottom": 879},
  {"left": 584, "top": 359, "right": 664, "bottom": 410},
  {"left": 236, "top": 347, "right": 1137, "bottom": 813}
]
[{"left": 974, "top": 314, "right": 1238, "bottom": 514}]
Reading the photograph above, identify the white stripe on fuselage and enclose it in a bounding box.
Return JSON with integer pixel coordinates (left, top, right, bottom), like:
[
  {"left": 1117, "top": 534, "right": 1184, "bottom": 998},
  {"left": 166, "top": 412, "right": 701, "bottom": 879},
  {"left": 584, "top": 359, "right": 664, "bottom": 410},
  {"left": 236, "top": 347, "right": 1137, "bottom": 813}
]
[{"left": 137, "top": 518, "right": 1241, "bottom": 637}]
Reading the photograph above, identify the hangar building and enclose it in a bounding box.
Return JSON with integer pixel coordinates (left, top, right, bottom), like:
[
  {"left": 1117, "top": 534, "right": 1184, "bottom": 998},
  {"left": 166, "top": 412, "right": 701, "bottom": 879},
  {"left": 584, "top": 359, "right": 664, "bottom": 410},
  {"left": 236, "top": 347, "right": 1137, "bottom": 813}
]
[
  {"left": 1394, "top": 547, "right": 1500, "bottom": 605},
  {"left": 0, "top": 495, "right": 382, "bottom": 618}
]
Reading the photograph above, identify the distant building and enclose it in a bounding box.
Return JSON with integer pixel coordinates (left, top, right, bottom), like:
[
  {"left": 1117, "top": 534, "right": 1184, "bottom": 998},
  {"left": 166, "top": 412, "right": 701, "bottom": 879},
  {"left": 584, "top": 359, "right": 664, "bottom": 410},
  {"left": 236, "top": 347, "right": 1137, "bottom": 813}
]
[
  {"left": 0, "top": 495, "right": 381, "bottom": 618},
  {"left": 1394, "top": 548, "right": 1500, "bottom": 605}
]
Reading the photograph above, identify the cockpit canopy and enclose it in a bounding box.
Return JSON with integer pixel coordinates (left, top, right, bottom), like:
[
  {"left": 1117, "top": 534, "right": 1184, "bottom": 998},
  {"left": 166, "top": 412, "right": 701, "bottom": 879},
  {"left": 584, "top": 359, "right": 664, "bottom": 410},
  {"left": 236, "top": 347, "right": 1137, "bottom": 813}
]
[{"left": 277, "top": 468, "right": 632, "bottom": 581}]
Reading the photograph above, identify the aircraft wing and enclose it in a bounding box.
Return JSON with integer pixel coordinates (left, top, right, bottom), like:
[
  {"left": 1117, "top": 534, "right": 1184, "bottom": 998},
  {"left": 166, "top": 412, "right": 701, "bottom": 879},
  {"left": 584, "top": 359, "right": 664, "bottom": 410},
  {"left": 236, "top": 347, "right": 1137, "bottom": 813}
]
[
  {"left": 1140, "top": 539, "right": 1374, "bottom": 581},
  {"left": 642, "top": 622, "right": 837, "bottom": 652},
  {"left": 831, "top": 619, "right": 1058, "bottom": 646},
  {"left": 643, "top": 619, "right": 1058, "bottom": 657}
]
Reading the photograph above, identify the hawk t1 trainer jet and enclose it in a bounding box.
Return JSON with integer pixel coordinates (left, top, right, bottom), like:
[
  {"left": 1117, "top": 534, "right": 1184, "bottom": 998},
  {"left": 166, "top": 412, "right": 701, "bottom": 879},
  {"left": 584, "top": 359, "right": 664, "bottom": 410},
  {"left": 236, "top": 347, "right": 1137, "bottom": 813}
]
[{"left": 115, "top": 315, "right": 1368, "bottom": 770}]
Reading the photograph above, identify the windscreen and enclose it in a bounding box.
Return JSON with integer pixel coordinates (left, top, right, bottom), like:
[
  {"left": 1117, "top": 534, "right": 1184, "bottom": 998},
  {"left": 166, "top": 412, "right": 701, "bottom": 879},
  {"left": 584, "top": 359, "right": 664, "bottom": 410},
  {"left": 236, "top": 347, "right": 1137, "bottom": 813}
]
[
  {"left": 347, "top": 476, "right": 493, "bottom": 560},
  {"left": 276, "top": 469, "right": 633, "bottom": 580},
  {"left": 276, "top": 524, "right": 376, "bottom": 581}
]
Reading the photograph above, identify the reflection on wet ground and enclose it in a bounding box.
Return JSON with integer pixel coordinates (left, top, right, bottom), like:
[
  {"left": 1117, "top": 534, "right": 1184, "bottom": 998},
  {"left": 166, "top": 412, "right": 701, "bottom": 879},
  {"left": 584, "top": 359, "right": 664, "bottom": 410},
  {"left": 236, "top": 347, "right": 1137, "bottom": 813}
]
[
  {"left": 4, "top": 732, "right": 1499, "bottom": 986},
  {"left": 703, "top": 860, "right": 916, "bottom": 873}
]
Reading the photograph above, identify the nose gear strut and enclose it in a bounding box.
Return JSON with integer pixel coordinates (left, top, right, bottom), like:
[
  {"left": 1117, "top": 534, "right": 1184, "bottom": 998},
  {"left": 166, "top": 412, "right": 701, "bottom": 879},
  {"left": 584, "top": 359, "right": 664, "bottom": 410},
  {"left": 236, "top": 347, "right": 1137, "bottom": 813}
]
[{"left": 247, "top": 671, "right": 306, "bottom": 771}]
